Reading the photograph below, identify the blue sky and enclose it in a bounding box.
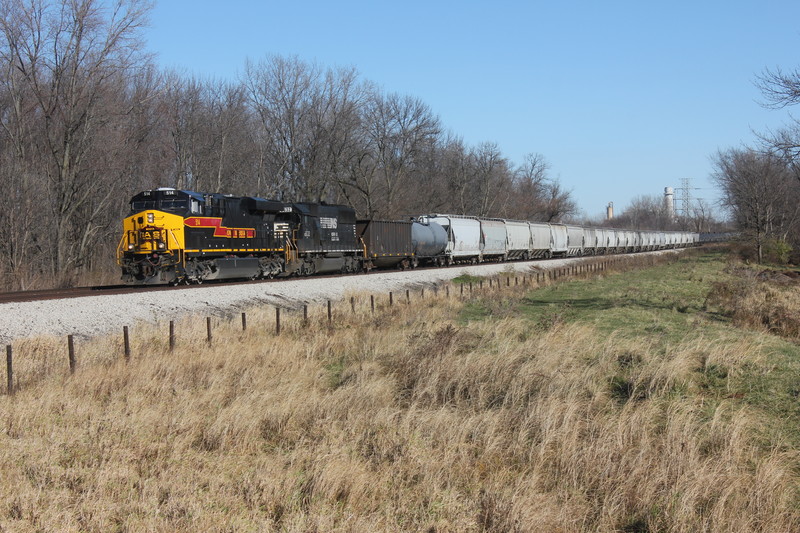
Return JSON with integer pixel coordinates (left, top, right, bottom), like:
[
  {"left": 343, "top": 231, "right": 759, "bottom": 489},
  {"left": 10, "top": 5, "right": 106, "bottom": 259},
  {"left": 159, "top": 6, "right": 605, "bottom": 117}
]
[{"left": 144, "top": 1, "right": 800, "bottom": 219}]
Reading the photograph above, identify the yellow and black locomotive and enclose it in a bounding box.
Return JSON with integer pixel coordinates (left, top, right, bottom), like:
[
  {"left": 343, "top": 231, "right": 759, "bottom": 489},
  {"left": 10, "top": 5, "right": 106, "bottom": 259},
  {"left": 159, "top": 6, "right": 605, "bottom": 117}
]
[{"left": 117, "top": 188, "right": 362, "bottom": 284}]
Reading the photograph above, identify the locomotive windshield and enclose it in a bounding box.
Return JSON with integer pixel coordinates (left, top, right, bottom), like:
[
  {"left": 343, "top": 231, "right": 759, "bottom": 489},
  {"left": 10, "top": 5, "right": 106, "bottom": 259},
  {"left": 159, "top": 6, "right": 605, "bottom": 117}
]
[
  {"left": 129, "top": 198, "right": 188, "bottom": 213},
  {"left": 131, "top": 199, "right": 157, "bottom": 212},
  {"left": 160, "top": 199, "right": 188, "bottom": 212},
  {"left": 128, "top": 189, "right": 198, "bottom": 215}
]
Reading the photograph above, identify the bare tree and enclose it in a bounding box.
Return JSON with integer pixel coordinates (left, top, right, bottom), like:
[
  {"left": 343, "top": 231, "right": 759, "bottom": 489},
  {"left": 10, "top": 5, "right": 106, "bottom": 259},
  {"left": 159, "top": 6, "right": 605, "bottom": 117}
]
[
  {"left": 245, "top": 56, "right": 325, "bottom": 200},
  {"left": 439, "top": 137, "right": 472, "bottom": 214},
  {"left": 468, "top": 142, "right": 510, "bottom": 216},
  {"left": 756, "top": 67, "right": 800, "bottom": 184},
  {"left": 363, "top": 91, "right": 440, "bottom": 216},
  {"left": 713, "top": 148, "right": 799, "bottom": 262},
  {"left": 689, "top": 198, "right": 718, "bottom": 233},
  {"left": 509, "top": 153, "right": 576, "bottom": 222},
  {"left": 0, "top": 0, "right": 153, "bottom": 283},
  {"left": 757, "top": 67, "right": 800, "bottom": 109},
  {"left": 610, "top": 195, "right": 674, "bottom": 230},
  {"left": 536, "top": 180, "right": 578, "bottom": 222},
  {"left": 309, "top": 65, "right": 368, "bottom": 204}
]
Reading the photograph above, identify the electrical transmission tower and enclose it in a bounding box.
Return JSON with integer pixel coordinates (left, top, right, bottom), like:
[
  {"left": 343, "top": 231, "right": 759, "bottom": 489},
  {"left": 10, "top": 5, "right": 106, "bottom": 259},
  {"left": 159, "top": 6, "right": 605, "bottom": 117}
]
[{"left": 676, "top": 177, "right": 700, "bottom": 217}]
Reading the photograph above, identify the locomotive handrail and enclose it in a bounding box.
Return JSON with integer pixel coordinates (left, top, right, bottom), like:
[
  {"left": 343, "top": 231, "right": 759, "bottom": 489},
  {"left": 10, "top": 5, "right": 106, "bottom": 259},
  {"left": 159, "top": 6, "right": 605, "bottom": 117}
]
[
  {"left": 164, "top": 227, "right": 185, "bottom": 269},
  {"left": 115, "top": 231, "right": 133, "bottom": 265},
  {"left": 359, "top": 237, "right": 368, "bottom": 258},
  {"left": 285, "top": 230, "right": 298, "bottom": 263}
]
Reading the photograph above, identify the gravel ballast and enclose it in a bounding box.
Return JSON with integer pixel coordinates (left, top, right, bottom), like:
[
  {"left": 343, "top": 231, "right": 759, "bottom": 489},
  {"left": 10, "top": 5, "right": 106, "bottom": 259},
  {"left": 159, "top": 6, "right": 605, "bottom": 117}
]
[{"left": 0, "top": 253, "right": 677, "bottom": 344}]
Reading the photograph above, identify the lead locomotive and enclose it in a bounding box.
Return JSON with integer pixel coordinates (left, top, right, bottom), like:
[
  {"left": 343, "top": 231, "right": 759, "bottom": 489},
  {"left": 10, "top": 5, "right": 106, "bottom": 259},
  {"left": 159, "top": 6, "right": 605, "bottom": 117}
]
[{"left": 117, "top": 188, "right": 362, "bottom": 284}]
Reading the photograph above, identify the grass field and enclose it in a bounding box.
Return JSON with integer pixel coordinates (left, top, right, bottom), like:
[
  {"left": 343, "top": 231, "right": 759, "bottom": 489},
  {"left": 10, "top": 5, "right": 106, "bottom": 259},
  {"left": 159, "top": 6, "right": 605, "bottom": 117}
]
[{"left": 1, "top": 250, "right": 798, "bottom": 532}]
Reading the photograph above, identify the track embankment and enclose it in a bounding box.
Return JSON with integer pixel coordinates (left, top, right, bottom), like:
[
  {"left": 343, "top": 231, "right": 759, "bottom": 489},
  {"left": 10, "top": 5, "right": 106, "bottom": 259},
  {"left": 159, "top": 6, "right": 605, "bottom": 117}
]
[{"left": 0, "top": 251, "right": 683, "bottom": 344}]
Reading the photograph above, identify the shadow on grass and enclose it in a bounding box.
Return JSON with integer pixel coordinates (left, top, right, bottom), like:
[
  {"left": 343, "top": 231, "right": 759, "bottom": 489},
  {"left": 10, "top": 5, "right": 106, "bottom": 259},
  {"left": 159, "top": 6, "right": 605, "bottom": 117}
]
[{"left": 522, "top": 295, "right": 703, "bottom": 315}]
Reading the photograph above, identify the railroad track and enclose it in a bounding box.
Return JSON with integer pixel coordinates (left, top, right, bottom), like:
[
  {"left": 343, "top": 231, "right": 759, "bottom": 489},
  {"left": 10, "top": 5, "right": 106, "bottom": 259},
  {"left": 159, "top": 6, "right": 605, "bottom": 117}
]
[
  {"left": 0, "top": 283, "right": 187, "bottom": 304},
  {"left": 0, "top": 248, "right": 695, "bottom": 305},
  {"left": 0, "top": 258, "right": 523, "bottom": 304},
  {"left": 0, "top": 255, "right": 523, "bottom": 304}
]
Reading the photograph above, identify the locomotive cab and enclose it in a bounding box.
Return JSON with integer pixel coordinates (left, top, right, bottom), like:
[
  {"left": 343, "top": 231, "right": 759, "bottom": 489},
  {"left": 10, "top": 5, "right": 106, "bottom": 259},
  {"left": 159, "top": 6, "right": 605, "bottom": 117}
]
[{"left": 117, "top": 188, "right": 198, "bottom": 284}]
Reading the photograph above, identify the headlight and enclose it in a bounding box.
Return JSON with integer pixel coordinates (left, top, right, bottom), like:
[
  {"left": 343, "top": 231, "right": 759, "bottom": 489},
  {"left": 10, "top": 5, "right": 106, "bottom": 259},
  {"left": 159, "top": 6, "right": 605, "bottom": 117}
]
[
  {"left": 147, "top": 213, "right": 154, "bottom": 224},
  {"left": 157, "top": 241, "right": 166, "bottom": 250},
  {"left": 128, "top": 244, "right": 135, "bottom": 251}
]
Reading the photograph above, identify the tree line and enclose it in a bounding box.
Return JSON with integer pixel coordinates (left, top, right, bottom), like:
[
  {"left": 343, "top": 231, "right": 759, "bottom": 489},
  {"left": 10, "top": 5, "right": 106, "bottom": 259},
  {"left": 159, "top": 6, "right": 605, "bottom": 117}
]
[
  {"left": 0, "top": 0, "right": 576, "bottom": 290},
  {"left": 710, "top": 66, "right": 800, "bottom": 263}
]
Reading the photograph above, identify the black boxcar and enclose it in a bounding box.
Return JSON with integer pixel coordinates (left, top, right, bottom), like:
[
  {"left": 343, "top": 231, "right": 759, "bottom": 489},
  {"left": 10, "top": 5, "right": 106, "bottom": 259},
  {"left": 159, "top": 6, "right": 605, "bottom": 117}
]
[{"left": 357, "top": 220, "right": 415, "bottom": 269}]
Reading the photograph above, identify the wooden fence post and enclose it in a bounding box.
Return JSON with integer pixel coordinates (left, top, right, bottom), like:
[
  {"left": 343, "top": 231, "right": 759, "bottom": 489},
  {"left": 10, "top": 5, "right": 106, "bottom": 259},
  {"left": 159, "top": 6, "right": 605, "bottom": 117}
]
[
  {"left": 276, "top": 307, "right": 281, "bottom": 336},
  {"left": 327, "top": 300, "right": 332, "bottom": 324},
  {"left": 169, "top": 320, "right": 175, "bottom": 352},
  {"left": 242, "top": 312, "right": 247, "bottom": 331},
  {"left": 123, "top": 326, "right": 130, "bottom": 360},
  {"left": 206, "top": 317, "right": 213, "bottom": 344},
  {"left": 68, "top": 335, "right": 76, "bottom": 374},
  {"left": 6, "top": 345, "right": 12, "bottom": 395}
]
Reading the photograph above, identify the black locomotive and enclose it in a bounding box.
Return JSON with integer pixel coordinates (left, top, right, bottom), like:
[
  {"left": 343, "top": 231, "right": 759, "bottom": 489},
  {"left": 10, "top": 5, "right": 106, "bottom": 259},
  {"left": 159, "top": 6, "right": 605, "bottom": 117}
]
[{"left": 117, "top": 188, "right": 362, "bottom": 284}]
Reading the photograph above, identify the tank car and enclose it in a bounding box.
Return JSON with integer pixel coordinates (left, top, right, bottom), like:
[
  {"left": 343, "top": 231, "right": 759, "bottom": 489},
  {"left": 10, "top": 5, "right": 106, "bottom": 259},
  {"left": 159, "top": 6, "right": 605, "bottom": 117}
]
[
  {"left": 419, "top": 215, "right": 482, "bottom": 263},
  {"left": 411, "top": 220, "right": 449, "bottom": 265}
]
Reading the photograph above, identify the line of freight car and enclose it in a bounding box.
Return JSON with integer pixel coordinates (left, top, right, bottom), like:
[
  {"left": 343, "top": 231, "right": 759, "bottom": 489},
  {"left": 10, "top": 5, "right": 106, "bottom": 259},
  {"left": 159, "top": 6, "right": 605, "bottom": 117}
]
[{"left": 359, "top": 215, "right": 699, "bottom": 269}]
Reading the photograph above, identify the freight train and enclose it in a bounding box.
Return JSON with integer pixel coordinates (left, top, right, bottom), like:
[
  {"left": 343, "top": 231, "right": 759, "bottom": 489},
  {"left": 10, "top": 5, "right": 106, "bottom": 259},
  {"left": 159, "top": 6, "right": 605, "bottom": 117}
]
[{"left": 117, "top": 188, "right": 699, "bottom": 285}]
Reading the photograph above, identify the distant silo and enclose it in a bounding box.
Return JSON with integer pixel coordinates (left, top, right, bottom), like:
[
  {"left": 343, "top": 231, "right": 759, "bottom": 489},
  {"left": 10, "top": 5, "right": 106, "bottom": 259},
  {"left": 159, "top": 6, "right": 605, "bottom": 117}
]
[
  {"left": 664, "top": 187, "right": 675, "bottom": 216},
  {"left": 606, "top": 202, "right": 614, "bottom": 220}
]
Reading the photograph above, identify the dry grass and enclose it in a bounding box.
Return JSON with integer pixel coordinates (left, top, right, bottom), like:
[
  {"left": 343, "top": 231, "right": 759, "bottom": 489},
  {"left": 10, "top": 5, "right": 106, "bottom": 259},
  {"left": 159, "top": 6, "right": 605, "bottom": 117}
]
[
  {"left": 706, "top": 267, "right": 800, "bottom": 340},
  {"left": 1, "top": 258, "right": 799, "bottom": 532}
]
